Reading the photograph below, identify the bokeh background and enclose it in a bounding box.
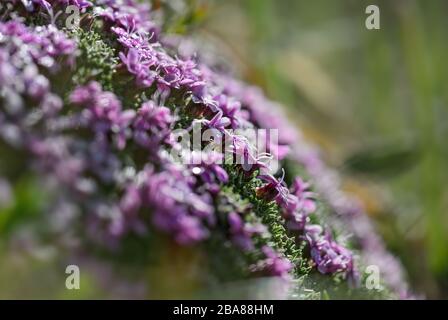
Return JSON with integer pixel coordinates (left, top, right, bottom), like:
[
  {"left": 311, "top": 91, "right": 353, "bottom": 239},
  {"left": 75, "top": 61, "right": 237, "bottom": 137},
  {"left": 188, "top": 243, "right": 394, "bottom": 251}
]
[
  {"left": 1, "top": 0, "right": 447, "bottom": 299},
  {"left": 194, "top": 0, "right": 448, "bottom": 298}
]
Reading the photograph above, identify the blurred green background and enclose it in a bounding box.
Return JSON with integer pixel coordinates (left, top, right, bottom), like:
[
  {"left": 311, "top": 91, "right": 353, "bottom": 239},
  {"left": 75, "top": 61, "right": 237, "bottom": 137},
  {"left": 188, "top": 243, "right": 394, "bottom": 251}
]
[
  {"left": 1, "top": 0, "right": 447, "bottom": 299},
  {"left": 197, "top": 0, "right": 448, "bottom": 298}
]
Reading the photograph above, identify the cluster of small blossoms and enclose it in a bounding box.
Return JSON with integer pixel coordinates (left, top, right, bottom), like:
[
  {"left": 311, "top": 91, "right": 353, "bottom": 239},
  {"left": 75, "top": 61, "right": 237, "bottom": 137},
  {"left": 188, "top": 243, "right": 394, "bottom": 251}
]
[
  {"left": 17, "top": 1, "right": 92, "bottom": 11},
  {"left": 293, "top": 143, "right": 411, "bottom": 296},
  {"left": 0, "top": 0, "right": 411, "bottom": 297},
  {"left": 227, "top": 211, "right": 267, "bottom": 252},
  {"left": 250, "top": 246, "right": 294, "bottom": 280},
  {"left": 0, "top": 19, "right": 76, "bottom": 178},
  {"left": 254, "top": 170, "right": 356, "bottom": 281},
  {"left": 138, "top": 165, "right": 215, "bottom": 245},
  {"left": 0, "top": 20, "right": 75, "bottom": 120},
  {"left": 106, "top": 0, "right": 358, "bottom": 280},
  {"left": 231, "top": 77, "right": 410, "bottom": 294},
  {"left": 87, "top": 2, "right": 292, "bottom": 273},
  {"left": 213, "top": 77, "right": 357, "bottom": 282},
  {"left": 215, "top": 75, "right": 411, "bottom": 294},
  {"left": 70, "top": 81, "right": 136, "bottom": 150}
]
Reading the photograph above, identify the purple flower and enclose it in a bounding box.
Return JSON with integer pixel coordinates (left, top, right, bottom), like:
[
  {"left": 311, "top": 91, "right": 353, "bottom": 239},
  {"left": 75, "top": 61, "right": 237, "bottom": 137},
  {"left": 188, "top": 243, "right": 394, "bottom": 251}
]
[
  {"left": 70, "top": 82, "right": 135, "bottom": 150},
  {"left": 256, "top": 170, "right": 290, "bottom": 205},
  {"left": 21, "top": 0, "right": 92, "bottom": 11},
  {"left": 0, "top": 1, "right": 411, "bottom": 297},
  {"left": 214, "top": 94, "right": 242, "bottom": 129},
  {"left": 29, "top": 0, "right": 51, "bottom": 11},
  {"left": 306, "top": 227, "right": 355, "bottom": 277},
  {"left": 290, "top": 177, "right": 317, "bottom": 214},
  {"left": 227, "top": 133, "right": 272, "bottom": 175},
  {"left": 119, "top": 49, "right": 141, "bottom": 74},
  {"left": 119, "top": 49, "right": 156, "bottom": 87},
  {"left": 200, "top": 111, "right": 231, "bottom": 132},
  {"left": 141, "top": 167, "right": 214, "bottom": 245},
  {"left": 119, "top": 185, "right": 141, "bottom": 217},
  {"left": 251, "top": 246, "right": 293, "bottom": 279},
  {"left": 188, "top": 151, "right": 229, "bottom": 193},
  {"left": 40, "top": 93, "right": 63, "bottom": 116},
  {"left": 227, "top": 212, "right": 266, "bottom": 251},
  {"left": 256, "top": 129, "right": 290, "bottom": 161},
  {"left": 132, "top": 101, "right": 173, "bottom": 148},
  {"left": 70, "top": 0, "right": 93, "bottom": 9},
  {"left": 29, "top": 137, "right": 86, "bottom": 189}
]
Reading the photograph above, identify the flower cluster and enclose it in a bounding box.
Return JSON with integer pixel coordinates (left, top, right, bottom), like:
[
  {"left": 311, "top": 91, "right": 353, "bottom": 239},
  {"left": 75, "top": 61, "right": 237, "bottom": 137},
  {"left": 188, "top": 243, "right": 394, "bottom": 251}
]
[
  {"left": 227, "top": 211, "right": 266, "bottom": 252},
  {"left": 132, "top": 100, "right": 174, "bottom": 149},
  {"left": 254, "top": 170, "right": 355, "bottom": 280},
  {"left": 250, "top": 246, "right": 294, "bottom": 279},
  {"left": 70, "top": 81, "right": 136, "bottom": 150},
  {"left": 0, "top": 0, "right": 411, "bottom": 298},
  {"left": 292, "top": 141, "right": 411, "bottom": 296},
  {"left": 0, "top": 21, "right": 75, "bottom": 120},
  {"left": 142, "top": 166, "right": 215, "bottom": 245}
]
